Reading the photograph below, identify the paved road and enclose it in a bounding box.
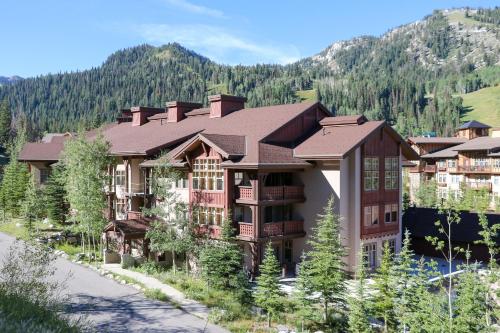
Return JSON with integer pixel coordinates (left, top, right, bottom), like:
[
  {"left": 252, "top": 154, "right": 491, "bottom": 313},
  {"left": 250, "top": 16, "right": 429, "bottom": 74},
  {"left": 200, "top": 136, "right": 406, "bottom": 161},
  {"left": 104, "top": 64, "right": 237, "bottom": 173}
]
[{"left": 0, "top": 232, "right": 229, "bottom": 333}]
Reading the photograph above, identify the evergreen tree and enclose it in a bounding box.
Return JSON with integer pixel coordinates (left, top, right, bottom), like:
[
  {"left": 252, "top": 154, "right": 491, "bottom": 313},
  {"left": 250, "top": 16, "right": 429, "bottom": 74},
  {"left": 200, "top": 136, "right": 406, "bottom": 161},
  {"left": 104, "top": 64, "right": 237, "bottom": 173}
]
[
  {"left": 393, "top": 230, "right": 419, "bottom": 332},
  {"left": 293, "top": 252, "right": 318, "bottom": 331},
  {"left": 347, "top": 245, "right": 373, "bottom": 333},
  {"left": 0, "top": 98, "right": 11, "bottom": 146},
  {"left": 0, "top": 123, "right": 29, "bottom": 217},
  {"left": 297, "top": 196, "right": 347, "bottom": 325},
  {"left": 372, "top": 241, "right": 396, "bottom": 332},
  {"left": 454, "top": 254, "right": 491, "bottom": 333},
  {"left": 43, "top": 164, "right": 68, "bottom": 224},
  {"left": 255, "top": 242, "right": 285, "bottom": 328},
  {"left": 199, "top": 215, "right": 248, "bottom": 294}
]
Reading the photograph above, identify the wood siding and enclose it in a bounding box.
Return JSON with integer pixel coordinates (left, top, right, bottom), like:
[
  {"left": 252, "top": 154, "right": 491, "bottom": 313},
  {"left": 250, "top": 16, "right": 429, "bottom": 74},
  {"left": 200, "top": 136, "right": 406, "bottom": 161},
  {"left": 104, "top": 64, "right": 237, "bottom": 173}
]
[{"left": 361, "top": 128, "right": 400, "bottom": 237}]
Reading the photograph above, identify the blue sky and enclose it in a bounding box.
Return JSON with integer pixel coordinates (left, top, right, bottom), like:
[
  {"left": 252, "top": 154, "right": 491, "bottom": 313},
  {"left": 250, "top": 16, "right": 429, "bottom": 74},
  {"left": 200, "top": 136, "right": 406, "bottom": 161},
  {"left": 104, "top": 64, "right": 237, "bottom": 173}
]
[{"left": 1, "top": 0, "right": 498, "bottom": 77}]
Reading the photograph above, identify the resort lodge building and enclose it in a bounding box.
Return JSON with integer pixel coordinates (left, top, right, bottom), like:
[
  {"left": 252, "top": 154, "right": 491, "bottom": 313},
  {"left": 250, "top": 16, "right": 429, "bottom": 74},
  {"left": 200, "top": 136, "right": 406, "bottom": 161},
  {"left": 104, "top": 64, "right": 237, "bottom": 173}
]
[
  {"left": 407, "top": 120, "right": 500, "bottom": 207},
  {"left": 19, "top": 95, "right": 417, "bottom": 275}
]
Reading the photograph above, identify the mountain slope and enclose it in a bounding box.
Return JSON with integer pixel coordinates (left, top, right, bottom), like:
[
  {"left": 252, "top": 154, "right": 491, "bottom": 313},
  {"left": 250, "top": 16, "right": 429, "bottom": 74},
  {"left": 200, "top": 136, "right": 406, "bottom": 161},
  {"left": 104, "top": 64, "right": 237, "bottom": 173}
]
[
  {"left": 0, "top": 8, "right": 499, "bottom": 137},
  {"left": 0, "top": 76, "right": 22, "bottom": 86},
  {"left": 461, "top": 85, "right": 500, "bottom": 127}
]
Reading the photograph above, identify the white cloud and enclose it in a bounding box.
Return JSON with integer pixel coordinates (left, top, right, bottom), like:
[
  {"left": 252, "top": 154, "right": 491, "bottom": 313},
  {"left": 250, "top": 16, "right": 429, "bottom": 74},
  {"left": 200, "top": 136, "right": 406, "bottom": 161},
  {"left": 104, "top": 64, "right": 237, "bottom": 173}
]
[
  {"left": 135, "top": 23, "right": 300, "bottom": 65},
  {"left": 163, "top": 0, "right": 225, "bottom": 18}
]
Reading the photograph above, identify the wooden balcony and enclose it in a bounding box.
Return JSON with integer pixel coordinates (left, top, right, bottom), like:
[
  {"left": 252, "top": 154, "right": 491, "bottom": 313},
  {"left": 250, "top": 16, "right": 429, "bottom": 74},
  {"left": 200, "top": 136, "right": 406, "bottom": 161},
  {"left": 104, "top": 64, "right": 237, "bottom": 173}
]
[
  {"left": 235, "top": 185, "right": 305, "bottom": 203},
  {"left": 458, "top": 165, "right": 492, "bottom": 173},
  {"left": 237, "top": 220, "right": 305, "bottom": 240},
  {"left": 423, "top": 165, "right": 436, "bottom": 173},
  {"left": 465, "top": 182, "right": 492, "bottom": 191}
]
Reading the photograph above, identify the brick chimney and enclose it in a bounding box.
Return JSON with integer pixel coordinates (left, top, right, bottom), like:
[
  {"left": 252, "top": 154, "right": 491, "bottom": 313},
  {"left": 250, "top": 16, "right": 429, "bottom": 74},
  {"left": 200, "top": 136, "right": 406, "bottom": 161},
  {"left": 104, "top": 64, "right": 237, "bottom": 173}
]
[
  {"left": 166, "top": 101, "right": 203, "bottom": 123},
  {"left": 131, "top": 107, "right": 165, "bottom": 126},
  {"left": 208, "top": 94, "right": 246, "bottom": 118}
]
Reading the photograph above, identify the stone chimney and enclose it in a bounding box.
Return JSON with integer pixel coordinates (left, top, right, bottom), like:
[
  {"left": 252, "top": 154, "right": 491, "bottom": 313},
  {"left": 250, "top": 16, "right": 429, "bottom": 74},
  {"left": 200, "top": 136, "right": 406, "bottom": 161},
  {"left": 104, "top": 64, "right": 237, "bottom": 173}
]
[
  {"left": 166, "top": 101, "right": 203, "bottom": 123},
  {"left": 131, "top": 107, "right": 165, "bottom": 126},
  {"left": 208, "top": 94, "right": 246, "bottom": 118}
]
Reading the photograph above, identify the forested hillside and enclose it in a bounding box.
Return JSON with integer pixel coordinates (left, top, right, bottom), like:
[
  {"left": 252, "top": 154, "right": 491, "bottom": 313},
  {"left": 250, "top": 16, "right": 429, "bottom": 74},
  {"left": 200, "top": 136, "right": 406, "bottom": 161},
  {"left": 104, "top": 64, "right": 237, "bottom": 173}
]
[{"left": 1, "top": 8, "right": 499, "bottom": 138}]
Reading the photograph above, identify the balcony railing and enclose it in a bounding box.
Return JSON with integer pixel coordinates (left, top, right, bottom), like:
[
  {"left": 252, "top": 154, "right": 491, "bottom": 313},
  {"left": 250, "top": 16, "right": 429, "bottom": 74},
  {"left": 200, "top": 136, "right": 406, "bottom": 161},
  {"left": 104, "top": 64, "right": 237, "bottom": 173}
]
[
  {"left": 235, "top": 185, "right": 304, "bottom": 202},
  {"left": 423, "top": 165, "right": 436, "bottom": 173},
  {"left": 458, "top": 165, "right": 492, "bottom": 173},
  {"left": 465, "top": 182, "right": 492, "bottom": 191},
  {"left": 237, "top": 220, "right": 304, "bottom": 238}
]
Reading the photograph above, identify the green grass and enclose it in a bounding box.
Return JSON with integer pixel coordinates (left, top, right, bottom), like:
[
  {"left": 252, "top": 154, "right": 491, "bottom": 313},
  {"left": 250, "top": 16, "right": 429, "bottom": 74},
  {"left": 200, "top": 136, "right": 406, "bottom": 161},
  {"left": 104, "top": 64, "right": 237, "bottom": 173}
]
[
  {"left": 0, "top": 218, "right": 31, "bottom": 239},
  {"left": 460, "top": 85, "right": 500, "bottom": 127},
  {"left": 446, "top": 10, "right": 482, "bottom": 27},
  {"left": 0, "top": 291, "right": 84, "bottom": 332},
  {"left": 295, "top": 89, "right": 317, "bottom": 102},
  {"left": 54, "top": 242, "right": 82, "bottom": 257},
  {"left": 144, "top": 288, "right": 170, "bottom": 302}
]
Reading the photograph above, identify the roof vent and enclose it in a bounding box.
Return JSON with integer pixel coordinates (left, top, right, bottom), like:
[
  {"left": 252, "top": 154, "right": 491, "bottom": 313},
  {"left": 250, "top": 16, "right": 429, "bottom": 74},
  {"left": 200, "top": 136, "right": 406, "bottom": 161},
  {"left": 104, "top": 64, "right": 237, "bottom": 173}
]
[
  {"left": 320, "top": 115, "right": 367, "bottom": 127},
  {"left": 208, "top": 94, "right": 246, "bottom": 118}
]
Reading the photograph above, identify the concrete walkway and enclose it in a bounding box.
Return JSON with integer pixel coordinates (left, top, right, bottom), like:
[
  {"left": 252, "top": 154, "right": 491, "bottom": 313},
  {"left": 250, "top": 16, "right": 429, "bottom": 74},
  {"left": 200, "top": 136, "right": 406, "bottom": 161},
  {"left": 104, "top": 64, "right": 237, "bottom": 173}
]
[{"left": 103, "top": 264, "right": 210, "bottom": 320}]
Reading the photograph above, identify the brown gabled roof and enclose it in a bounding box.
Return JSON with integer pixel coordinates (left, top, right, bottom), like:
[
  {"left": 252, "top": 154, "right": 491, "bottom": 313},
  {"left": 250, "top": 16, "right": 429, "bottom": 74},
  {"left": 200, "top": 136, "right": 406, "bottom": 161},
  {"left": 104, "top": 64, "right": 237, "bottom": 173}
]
[
  {"left": 294, "top": 120, "right": 384, "bottom": 159},
  {"left": 407, "top": 137, "right": 467, "bottom": 145},
  {"left": 18, "top": 133, "right": 72, "bottom": 162},
  {"left": 421, "top": 146, "right": 459, "bottom": 159},
  {"left": 451, "top": 136, "right": 500, "bottom": 152},
  {"left": 103, "top": 218, "right": 151, "bottom": 237},
  {"left": 100, "top": 101, "right": 320, "bottom": 158},
  {"left": 200, "top": 134, "right": 246, "bottom": 158},
  {"left": 294, "top": 120, "right": 418, "bottom": 160}
]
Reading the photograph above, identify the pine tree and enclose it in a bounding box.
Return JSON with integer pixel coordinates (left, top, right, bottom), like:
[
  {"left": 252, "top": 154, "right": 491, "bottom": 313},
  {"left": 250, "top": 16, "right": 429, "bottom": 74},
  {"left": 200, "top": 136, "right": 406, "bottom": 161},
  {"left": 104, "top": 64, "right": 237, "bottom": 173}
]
[
  {"left": 199, "top": 215, "right": 248, "bottom": 294},
  {"left": 373, "top": 241, "right": 396, "bottom": 332},
  {"left": 255, "top": 242, "right": 285, "bottom": 328},
  {"left": 454, "top": 253, "right": 490, "bottom": 333},
  {"left": 43, "top": 164, "right": 68, "bottom": 224},
  {"left": 297, "top": 196, "right": 347, "bottom": 325},
  {"left": 293, "top": 252, "right": 318, "bottom": 331},
  {"left": 393, "top": 230, "right": 419, "bottom": 332},
  {"left": 0, "top": 98, "right": 11, "bottom": 146},
  {"left": 347, "top": 245, "right": 373, "bottom": 333}
]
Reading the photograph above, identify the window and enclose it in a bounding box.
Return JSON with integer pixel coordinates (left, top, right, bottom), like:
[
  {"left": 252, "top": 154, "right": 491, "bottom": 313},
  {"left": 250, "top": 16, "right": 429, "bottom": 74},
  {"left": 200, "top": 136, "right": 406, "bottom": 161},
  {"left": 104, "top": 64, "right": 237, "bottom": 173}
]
[
  {"left": 115, "top": 169, "right": 126, "bottom": 186},
  {"left": 192, "top": 159, "right": 224, "bottom": 191},
  {"left": 473, "top": 157, "right": 488, "bottom": 167},
  {"left": 494, "top": 159, "right": 500, "bottom": 168},
  {"left": 494, "top": 176, "right": 500, "bottom": 186},
  {"left": 438, "top": 173, "right": 447, "bottom": 183},
  {"left": 385, "top": 239, "right": 396, "bottom": 253},
  {"left": 115, "top": 199, "right": 127, "bottom": 218},
  {"left": 40, "top": 169, "right": 51, "bottom": 184},
  {"left": 234, "top": 172, "right": 244, "bottom": 186},
  {"left": 176, "top": 172, "right": 188, "bottom": 189},
  {"left": 448, "top": 160, "right": 457, "bottom": 168},
  {"left": 451, "top": 175, "right": 459, "bottom": 184},
  {"left": 363, "top": 243, "right": 377, "bottom": 269},
  {"left": 384, "top": 204, "right": 398, "bottom": 223},
  {"left": 364, "top": 205, "right": 379, "bottom": 227},
  {"left": 384, "top": 157, "right": 398, "bottom": 190},
  {"left": 437, "top": 160, "right": 446, "bottom": 168},
  {"left": 193, "top": 207, "right": 224, "bottom": 226},
  {"left": 438, "top": 188, "right": 447, "bottom": 199},
  {"left": 364, "top": 157, "right": 379, "bottom": 191}
]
